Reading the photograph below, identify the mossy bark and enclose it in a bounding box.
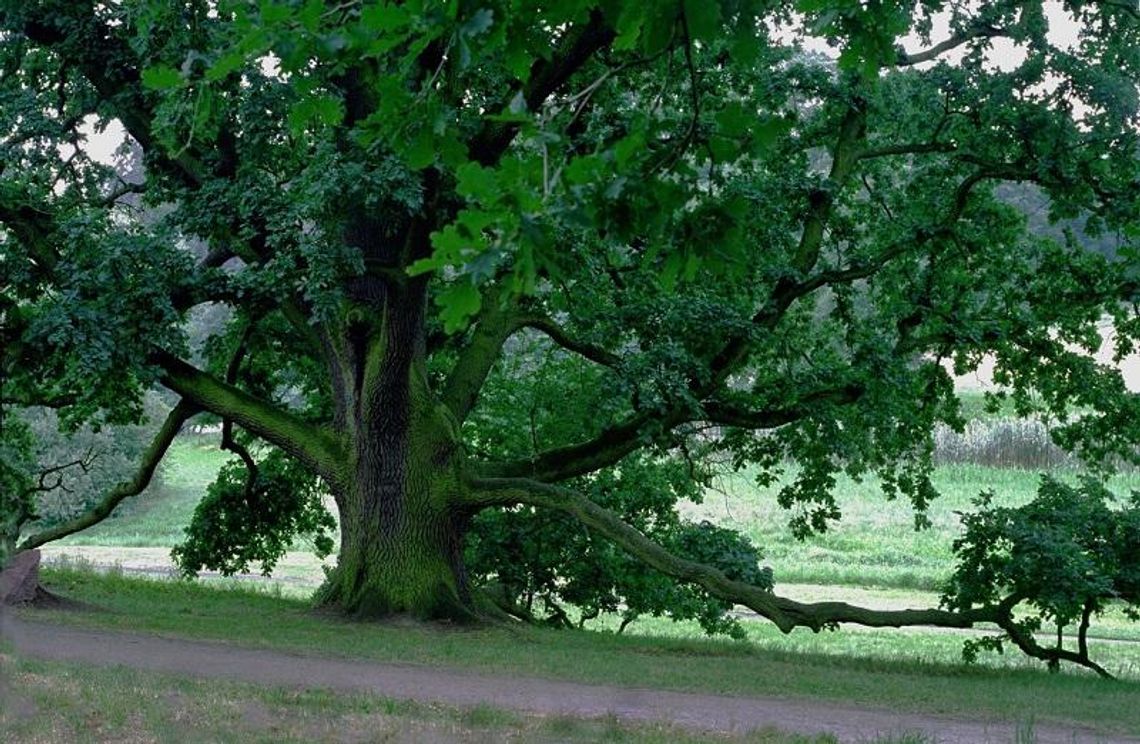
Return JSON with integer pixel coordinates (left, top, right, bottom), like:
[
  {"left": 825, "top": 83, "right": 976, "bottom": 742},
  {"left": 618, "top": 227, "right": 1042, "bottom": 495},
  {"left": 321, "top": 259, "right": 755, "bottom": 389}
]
[
  {"left": 320, "top": 487, "right": 474, "bottom": 620},
  {"left": 319, "top": 384, "right": 474, "bottom": 620},
  {"left": 314, "top": 243, "right": 478, "bottom": 620}
]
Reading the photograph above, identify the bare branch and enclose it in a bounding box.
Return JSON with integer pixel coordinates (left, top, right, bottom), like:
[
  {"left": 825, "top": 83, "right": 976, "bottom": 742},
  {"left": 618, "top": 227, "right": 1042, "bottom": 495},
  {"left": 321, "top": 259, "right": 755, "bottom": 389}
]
[{"left": 21, "top": 449, "right": 98, "bottom": 498}]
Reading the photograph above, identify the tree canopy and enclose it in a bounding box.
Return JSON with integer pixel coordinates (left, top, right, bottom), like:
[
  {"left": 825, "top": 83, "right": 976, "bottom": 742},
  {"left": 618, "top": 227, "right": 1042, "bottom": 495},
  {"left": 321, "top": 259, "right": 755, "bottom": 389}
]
[{"left": 2, "top": 0, "right": 1139, "bottom": 674}]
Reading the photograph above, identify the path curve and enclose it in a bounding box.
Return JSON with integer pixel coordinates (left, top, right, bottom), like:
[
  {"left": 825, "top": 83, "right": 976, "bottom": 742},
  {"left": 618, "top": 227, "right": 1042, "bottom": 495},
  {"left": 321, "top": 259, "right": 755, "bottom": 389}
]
[{"left": 1, "top": 614, "right": 1132, "bottom": 744}]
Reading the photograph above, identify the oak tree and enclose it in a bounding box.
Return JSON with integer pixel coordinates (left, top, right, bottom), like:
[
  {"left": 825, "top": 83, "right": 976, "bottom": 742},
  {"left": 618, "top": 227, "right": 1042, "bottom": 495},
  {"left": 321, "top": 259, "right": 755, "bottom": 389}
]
[{"left": 3, "top": 0, "right": 1139, "bottom": 668}]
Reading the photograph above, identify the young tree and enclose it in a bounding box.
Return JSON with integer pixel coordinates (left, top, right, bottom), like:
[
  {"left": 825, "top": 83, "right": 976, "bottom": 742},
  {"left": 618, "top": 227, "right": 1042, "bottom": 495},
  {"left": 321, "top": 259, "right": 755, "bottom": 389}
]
[{"left": 2, "top": 0, "right": 1139, "bottom": 650}]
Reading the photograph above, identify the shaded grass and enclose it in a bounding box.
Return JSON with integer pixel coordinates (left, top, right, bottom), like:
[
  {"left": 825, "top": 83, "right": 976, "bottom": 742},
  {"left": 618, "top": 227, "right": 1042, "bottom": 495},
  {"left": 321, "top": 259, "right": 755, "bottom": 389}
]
[
  {"left": 0, "top": 654, "right": 830, "bottom": 744},
  {"left": 18, "top": 567, "right": 1140, "bottom": 738}
]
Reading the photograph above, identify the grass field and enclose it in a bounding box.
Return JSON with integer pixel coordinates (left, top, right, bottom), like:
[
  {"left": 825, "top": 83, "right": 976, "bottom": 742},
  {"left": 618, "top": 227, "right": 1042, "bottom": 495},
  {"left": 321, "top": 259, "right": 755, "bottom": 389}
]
[
  {"left": 56, "top": 434, "right": 1140, "bottom": 594},
  {"left": 54, "top": 439, "right": 229, "bottom": 549},
  {"left": 12, "top": 567, "right": 1140, "bottom": 740},
  {"left": 687, "top": 464, "right": 1140, "bottom": 590}
]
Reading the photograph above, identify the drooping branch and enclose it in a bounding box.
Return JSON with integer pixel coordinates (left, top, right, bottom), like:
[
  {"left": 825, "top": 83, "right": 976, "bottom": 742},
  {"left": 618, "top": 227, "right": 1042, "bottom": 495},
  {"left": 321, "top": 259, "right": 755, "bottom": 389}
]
[
  {"left": 153, "top": 351, "right": 345, "bottom": 486},
  {"left": 463, "top": 477, "right": 1007, "bottom": 634},
  {"left": 17, "top": 399, "right": 198, "bottom": 551},
  {"left": 219, "top": 324, "right": 259, "bottom": 495},
  {"left": 997, "top": 614, "right": 1113, "bottom": 679}
]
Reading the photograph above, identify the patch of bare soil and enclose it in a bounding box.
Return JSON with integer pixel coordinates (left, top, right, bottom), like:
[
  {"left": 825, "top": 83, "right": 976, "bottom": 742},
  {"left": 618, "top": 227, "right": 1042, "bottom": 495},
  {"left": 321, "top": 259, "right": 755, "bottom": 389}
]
[{"left": 1, "top": 612, "right": 1133, "bottom": 744}]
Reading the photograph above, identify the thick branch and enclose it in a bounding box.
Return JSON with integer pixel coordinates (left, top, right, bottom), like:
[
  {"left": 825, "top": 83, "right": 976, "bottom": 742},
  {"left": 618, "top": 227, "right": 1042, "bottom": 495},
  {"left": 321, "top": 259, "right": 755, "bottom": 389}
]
[
  {"left": 478, "top": 409, "right": 686, "bottom": 482},
  {"left": 895, "top": 25, "right": 1005, "bottom": 67},
  {"left": 468, "top": 11, "right": 616, "bottom": 166},
  {"left": 859, "top": 142, "right": 956, "bottom": 160},
  {"left": 703, "top": 384, "right": 865, "bottom": 429},
  {"left": 793, "top": 99, "right": 867, "bottom": 273},
  {"left": 154, "top": 351, "right": 345, "bottom": 485},
  {"left": 440, "top": 292, "right": 520, "bottom": 422},
  {"left": 464, "top": 478, "right": 1004, "bottom": 634},
  {"left": 17, "top": 400, "right": 198, "bottom": 551},
  {"left": 520, "top": 315, "right": 622, "bottom": 369}
]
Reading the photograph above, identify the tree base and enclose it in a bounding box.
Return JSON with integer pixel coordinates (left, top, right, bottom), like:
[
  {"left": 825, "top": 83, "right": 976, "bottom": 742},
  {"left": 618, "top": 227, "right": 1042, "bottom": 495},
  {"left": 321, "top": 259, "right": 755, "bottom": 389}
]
[{"left": 314, "top": 565, "right": 484, "bottom": 624}]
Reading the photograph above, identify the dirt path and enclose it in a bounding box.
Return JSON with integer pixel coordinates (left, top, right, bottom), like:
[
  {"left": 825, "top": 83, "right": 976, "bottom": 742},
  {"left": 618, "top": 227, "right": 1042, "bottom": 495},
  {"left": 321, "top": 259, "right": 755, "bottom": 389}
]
[{"left": 1, "top": 613, "right": 1131, "bottom": 744}]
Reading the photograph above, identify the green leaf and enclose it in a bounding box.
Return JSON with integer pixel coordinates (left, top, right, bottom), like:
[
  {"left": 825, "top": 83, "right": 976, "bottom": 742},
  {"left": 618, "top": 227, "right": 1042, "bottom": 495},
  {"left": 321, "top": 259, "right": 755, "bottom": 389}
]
[
  {"left": 405, "top": 128, "right": 436, "bottom": 169},
  {"left": 141, "top": 65, "right": 183, "bottom": 91},
  {"left": 456, "top": 162, "right": 500, "bottom": 203},
  {"left": 683, "top": 0, "right": 721, "bottom": 41},
  {"left": 505, "top": 45, "right": 535, "bottom": 81},
  {"left": 361, "top": 3, "right": 411, "bottom": 33},
  {"left": 715, "top": 101, "right": 752, "bottom": 138},
  {"left": 287, "top": 95, "right": 345, "bottom": 135},
  {"left": 614, "top": 5, "right": 646, "bottom": 51},
  {"left": 259, "top": 0, "right": 292, "bottom": 25},
  {"left": 205, "top": 52, "right": 245, "bottom": 82},
  {"left": 614, "top": 131, "right": 646, "bottom": 168},
  {"left": 437, "top": 281, "right": 482, "bottom": 332}
]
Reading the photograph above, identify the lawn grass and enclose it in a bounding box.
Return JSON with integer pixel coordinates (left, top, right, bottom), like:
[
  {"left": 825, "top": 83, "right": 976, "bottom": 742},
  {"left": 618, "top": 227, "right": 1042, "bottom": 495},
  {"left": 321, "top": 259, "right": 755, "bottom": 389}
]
[
  {"left": 16, "top": 567, "right": 1140, "bottom": 739},
  {"left": 0, "top": 653, "right": 833, "bottom": 744}
]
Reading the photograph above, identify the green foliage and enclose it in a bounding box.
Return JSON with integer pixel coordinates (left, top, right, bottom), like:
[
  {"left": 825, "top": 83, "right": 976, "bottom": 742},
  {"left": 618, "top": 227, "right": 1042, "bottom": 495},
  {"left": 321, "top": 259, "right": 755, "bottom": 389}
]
[
  {"left": 469, "top": 452, "right": 772, "bottom": 637},
  {"left": 172, "top": 448, "right": 336, "bottom": 577},
  {"left": 0, "top": 398, "right": 170, "bottom": 560},
  {"left": 945, "top": 477, "right": 1140, "bottom": 664},
  {"left": 0, "top": 409, "right": 36, "bottom": 562}
]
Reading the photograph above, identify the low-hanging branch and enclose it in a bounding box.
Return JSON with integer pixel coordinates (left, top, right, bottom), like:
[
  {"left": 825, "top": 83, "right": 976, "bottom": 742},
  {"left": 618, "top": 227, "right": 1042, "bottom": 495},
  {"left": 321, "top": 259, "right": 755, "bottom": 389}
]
[{"left": 463, "top": 476, "right": 1011, "bottom": 634}]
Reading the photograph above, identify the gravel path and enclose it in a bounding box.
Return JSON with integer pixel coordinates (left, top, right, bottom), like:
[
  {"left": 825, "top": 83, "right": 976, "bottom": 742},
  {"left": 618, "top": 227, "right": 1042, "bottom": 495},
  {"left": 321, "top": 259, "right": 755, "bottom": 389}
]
[{"left": 2, "top": 613, "right": 1132, "bottom": 743}]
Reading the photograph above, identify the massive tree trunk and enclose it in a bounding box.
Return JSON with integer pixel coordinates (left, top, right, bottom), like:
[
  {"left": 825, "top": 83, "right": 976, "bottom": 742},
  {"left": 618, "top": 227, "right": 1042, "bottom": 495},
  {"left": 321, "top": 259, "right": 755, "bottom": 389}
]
[
  {"left": 314, "top": 221, "right": 477, "bottom": 621},
  {"left": 320, "top": 468, "right": 475, "bottom": 620}
]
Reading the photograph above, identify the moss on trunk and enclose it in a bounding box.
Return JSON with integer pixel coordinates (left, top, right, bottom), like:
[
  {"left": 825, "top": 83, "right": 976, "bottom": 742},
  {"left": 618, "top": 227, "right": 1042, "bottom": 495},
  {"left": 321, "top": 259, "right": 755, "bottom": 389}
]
[{"left": 317, "top": 490, "right": 477, "bottom": 621}]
